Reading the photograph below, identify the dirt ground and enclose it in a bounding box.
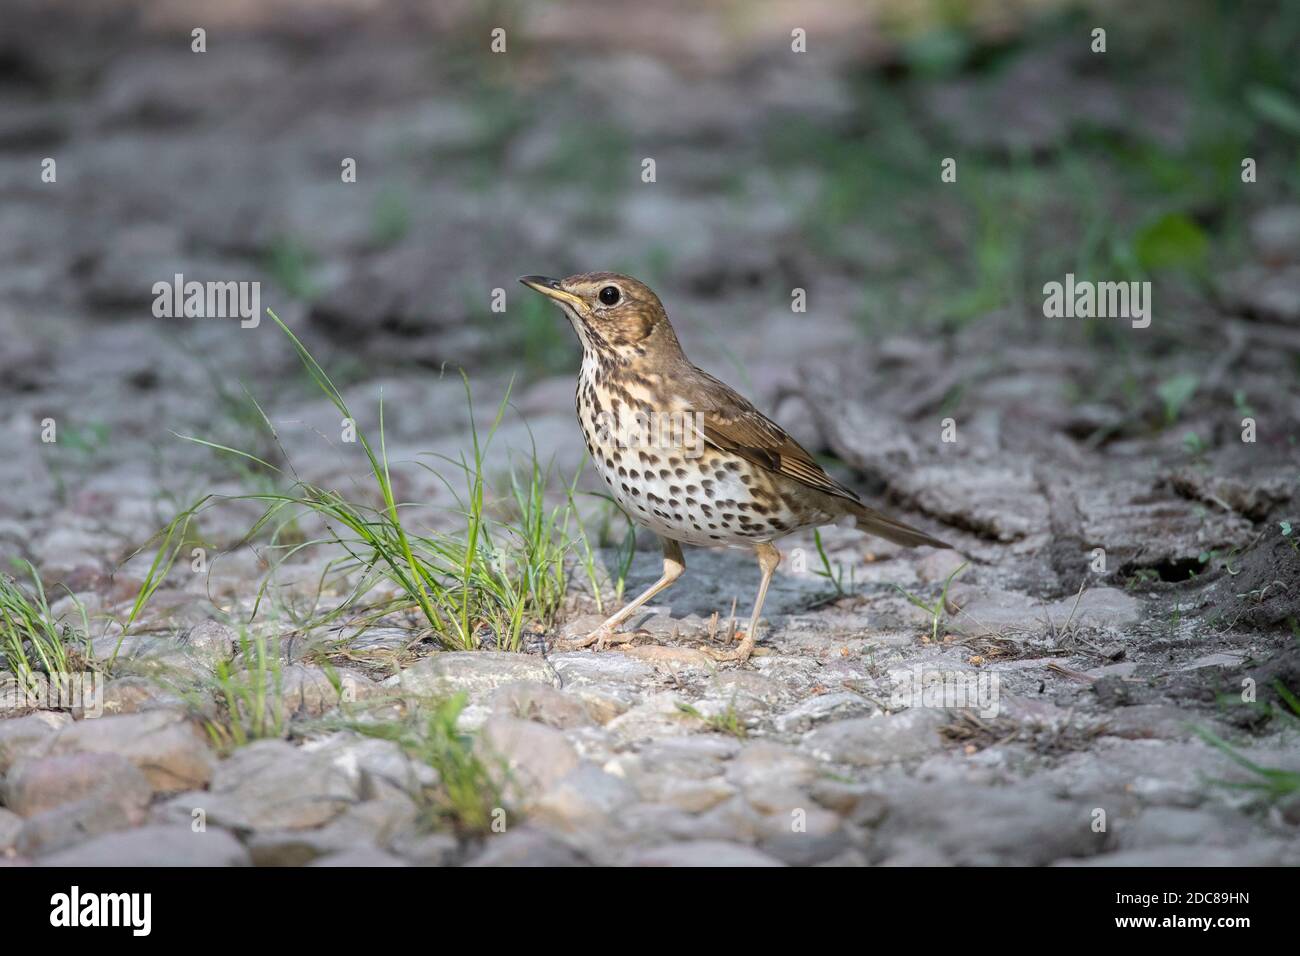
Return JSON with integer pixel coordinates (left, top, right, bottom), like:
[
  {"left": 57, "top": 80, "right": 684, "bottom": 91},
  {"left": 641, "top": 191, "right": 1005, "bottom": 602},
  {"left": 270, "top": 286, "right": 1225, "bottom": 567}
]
[{"left": 1, "top": 0, "right": 1298, "bottom": 865}]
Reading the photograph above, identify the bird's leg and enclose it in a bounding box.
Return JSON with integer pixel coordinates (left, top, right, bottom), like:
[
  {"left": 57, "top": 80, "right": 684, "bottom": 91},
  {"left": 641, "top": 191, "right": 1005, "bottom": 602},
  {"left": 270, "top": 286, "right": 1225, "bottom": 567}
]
[
  {"left": 710, "top": 541, "right": 780, "bottom": 663},
  {"left": 555, "top": 538, "right": 685, "bottom": 651}
]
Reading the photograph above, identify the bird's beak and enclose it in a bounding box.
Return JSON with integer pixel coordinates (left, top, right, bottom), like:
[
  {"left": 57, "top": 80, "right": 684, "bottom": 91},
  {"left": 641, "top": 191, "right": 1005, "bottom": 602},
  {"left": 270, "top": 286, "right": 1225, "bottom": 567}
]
[{"left": 519, "top": 275, "right": 584, "bottom": 310}]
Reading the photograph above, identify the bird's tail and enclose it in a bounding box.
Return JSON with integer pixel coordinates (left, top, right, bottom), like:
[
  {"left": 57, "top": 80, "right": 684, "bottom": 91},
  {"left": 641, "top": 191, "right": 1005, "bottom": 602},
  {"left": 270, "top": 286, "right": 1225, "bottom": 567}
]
[{"left": 847, "top": 500, "right": 952, "bottom": 550}]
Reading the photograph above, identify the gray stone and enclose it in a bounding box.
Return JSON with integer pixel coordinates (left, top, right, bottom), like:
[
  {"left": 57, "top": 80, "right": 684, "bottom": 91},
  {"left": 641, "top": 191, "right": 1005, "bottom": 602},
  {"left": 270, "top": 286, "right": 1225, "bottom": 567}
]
[
  {"left": 567, "top": 686, "right": 632, "bottom": 724},
  {"left": 631, "top": 840, "right": 786, "bottom": 867},
  {"left": 400, "top": 652, "right": 557, "bottom": 699},
  {"left": 245, "top": 795, "right": 420, "bottom": 865},
  {"left": 467, "top": 827, "right": 585, "bottom": 866},
  {"left": 774, "top": 692, "right": 875, "bottom": 733},
  {"left": 624, "top": 638, "right": 722, "bottom": 675},
  {"left": 628, "top": 736, "right": 740, "bottom": 784},
  {"left": 1042, "top": 588, "right": 1142, "bottom": 629},
  {"left": 310, "top": 848, "right": 409, "bottom": 866},
  {"left": 878, "top": 842, "right": 951, "bottom": 866},
  {"left": 605, "top": 692, "right": 704, "bottom": 741},
  {"left": 529, "top": 762, "right": 637, "bottom": 831},
  {"left": 1099, "top": 705, "right": 1212, "bottom": 741},
  {"left": 702, "top": 670, "right": 791, "bottom": 716},
  {"left": 625, "top": 612, "right": 714, "bottom": 643},
  {"left": 947, "top": 585, "right": 1141, "bottom": 633},
  {"left": 809, "top": 781, "right": 889, "bottom": 826},
  {"left": 394, "top": 831, "right": 461, "bottom": 866},
  {"left": 613, "top": 802, "right": 702, "bottom": 846},
  {"left": 0, "top": 712, "right": 70, "bottom": 771},
  {"left": 713, "top": 670, "right": 789, "bottom": 701},
  {"left": 872, "top": 784, "right": 1104, "bottom": 866},
  {"left": 1250, "top": 205, "right": 1300, "bottom": 263},
  {"left": 817, "top": 848, "right": 871, "bottom": 867},
  {"left": 746, "top": 784, "right": 816, "bottom": 816},
  {"left": 16, "top": 796, "right": 143, "bottom": 857},
  {"left": 478, "top": 716, "right": 580, "bottom": 798},
  {"left": 47, "top": 710, "right": 215, "bottom": 793},
  {"left": 1223, "top": 264, "right": 1300, "bottom": 321},
  {"left": 1183, "top": 652, "right": 1250, "bottom": 671},
  {"left": 3, "top": 751, "right": 151, "bottom": 818},
  {"left": 634, "top": 775, "right": 737, "bottom": 814},
  {"left": 244, "top": 831, "right": 332, "bottom": 867},
  {"left": 803, "top": 709, "right": 950, "bottom": 767},
  {"left": 199, "top": 740, "right": 357, "bottom": 830},
  {"left": 1044, "top": 739, "right": 1244, "bottom": 809},
  {"left": 1282, "top": 793, "right": 1300, "bottom": 827},
  {"left": 915, "top": 548, "right": 970, "bottom": 584},
  {"left": 905, "top": 465, "right": 1050, "bottom": 542},
  {"left": 279, "top": 664, "right": 379, "bottom": 719},
  {"left": 548, "top": 652, "right": 657, "bottom": 687},
  {"left": 0, "top": 682, "right": 33, "bottom": 718},
  {"left": 490, "top": 680, "right": 594, "bottom": 729},
  {"left": 1116, "top": 807, "right": 1256, "bottom": 850},
  {"left": 0, "top": 808, "right": 23, "bottom": 851},
  {"left": 675, "top": 795, "right": 766, "bottom": 844},
  {"left": 38, "top": 824, "right": 251, "bottom": 866},
  {"left": 932, "top": 587, "right": 1036, "bottom": 631},
  {"left": 302, "top": 733, "right": 436, "bottom": 800},
  {"left": 101, "top": 677, "right": 187, "bottom": 716},
  {"left": 726, "top": 742, "right": 819, "bottom": 791},
  {"left": 1061, "top": 842, "right": 1290, "bottom": 867},
  {"left": 754, "top": 801, "right": 848, "bottom": 866},
  {"left": 182, "top": 621, "right": 237, "bottom": 667}
]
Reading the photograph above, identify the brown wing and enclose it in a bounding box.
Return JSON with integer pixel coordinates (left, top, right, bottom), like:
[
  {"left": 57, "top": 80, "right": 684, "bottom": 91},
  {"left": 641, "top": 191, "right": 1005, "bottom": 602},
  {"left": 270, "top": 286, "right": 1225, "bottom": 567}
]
[
  {"left": 689, "top": 368, "right": 862, "bottom": 504},
  {"left": 686, "top": 367, "right": 952, "bottom": 549}
]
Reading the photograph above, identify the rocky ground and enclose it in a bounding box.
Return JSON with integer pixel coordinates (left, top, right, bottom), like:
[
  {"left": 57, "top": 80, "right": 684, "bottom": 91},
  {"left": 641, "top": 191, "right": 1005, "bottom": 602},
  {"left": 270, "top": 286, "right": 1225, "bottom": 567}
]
[{"left": 1, "top": 1, "right": 1298, "bottom": 865}]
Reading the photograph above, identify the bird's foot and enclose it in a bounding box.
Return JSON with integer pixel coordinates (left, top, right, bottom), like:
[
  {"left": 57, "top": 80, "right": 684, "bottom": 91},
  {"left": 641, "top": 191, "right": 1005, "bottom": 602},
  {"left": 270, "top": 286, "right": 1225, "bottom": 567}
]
[
  {"left": 551, "top": 626, "right": 632, "bottom": 652},
  {"left": 702, "top": 632, "right": 757, "bottom": 664}
]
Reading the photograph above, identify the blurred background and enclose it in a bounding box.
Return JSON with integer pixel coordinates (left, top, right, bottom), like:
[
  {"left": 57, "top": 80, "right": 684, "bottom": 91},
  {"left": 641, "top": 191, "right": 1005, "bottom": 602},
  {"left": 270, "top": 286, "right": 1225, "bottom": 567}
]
[
  {"left": 1, "top": 0, "right": 1297, "bottom": 605},
  {"left": 2, "top": 0, "right": 1299, "bottom": 871}
]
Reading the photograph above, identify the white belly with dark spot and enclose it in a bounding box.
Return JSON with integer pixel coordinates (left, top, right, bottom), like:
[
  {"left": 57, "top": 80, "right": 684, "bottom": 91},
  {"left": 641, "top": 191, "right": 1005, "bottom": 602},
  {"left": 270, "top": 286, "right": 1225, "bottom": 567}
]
[
  {"left": 573, "top": 355, "right": 833, "bottom": 548},
  {"left": 580, "top": 416, "right": 815, "bottom": 548}
]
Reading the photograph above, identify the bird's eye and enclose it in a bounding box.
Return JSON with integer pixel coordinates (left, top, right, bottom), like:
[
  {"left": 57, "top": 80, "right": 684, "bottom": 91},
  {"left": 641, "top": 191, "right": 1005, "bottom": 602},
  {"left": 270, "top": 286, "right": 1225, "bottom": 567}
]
[{"left": 598, "top": 286, "right": 620, "bottom": 306}]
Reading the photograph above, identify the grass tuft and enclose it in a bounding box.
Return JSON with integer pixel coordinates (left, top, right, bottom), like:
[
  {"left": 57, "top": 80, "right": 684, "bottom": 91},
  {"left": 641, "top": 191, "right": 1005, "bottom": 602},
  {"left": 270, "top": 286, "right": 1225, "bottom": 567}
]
[
  {"left": 0, "top": 560, "right": 91, "bottom": 691},
  {"left": 677, "top": 699, "right": 748, "bottom": 739},
  {"left": 894, "top": 562, "right": 969, "bottom": 643},
  {"left": 345, "top": 695, "right": 504, "bottom": 833},
  {"left": 1194, "top": 725, "right": 1300, "bottom": 800},
  {"left": 179, "top": 309, "right": 583, "bottom": 652},
  {"left": 812, "top": 528, "right": 849, "bottom": 597},
  {"left": 204, "top": 629, "right": 287, "bottom": 751}
]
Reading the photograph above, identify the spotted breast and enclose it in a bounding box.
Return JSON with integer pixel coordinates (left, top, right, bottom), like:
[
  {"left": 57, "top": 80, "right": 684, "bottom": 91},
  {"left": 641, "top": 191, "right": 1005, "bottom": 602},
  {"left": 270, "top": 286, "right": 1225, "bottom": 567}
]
[{"left": 575, "top": 352, "right": 835, "bottom": 549}]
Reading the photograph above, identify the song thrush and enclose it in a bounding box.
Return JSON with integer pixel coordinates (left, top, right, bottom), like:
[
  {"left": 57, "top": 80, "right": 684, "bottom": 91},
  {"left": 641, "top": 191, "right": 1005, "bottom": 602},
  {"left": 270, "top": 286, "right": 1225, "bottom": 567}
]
[{"left": 520, "top": 272, "right": 952, "bottom": 662}]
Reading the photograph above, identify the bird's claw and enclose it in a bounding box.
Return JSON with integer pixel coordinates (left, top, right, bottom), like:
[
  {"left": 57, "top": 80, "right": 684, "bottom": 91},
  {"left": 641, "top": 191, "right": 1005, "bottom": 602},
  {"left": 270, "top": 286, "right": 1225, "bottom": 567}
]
[
  {"left": 701, "top": 628, "right": 760, "bottom": 663},
  {"left": 551, "top": 626, "right": 626, "bottom": 653}
]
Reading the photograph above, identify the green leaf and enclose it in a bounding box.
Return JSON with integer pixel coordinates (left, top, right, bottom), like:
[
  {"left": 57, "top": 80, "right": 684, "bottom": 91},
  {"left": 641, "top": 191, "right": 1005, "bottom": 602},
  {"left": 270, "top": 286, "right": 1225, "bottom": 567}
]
[
  {"left": 1157, "top": 372, "right": 1199, "bottom": 424},
  {"left": 902, "top": 28, "right": 970, "bottom": 78},
  {"left": 1246, "top": 85, "right": 1300, "bottom": 137},
  {"left": 1133, "top": 213, "right": 1209, "bottom": 272}
]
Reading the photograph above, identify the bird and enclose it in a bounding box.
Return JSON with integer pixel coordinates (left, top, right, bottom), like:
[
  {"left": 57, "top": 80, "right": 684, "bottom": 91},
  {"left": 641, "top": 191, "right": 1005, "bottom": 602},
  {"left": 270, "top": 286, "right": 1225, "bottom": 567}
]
[{"left": 519, "top": 272, "right": 952, "bottom": 662}]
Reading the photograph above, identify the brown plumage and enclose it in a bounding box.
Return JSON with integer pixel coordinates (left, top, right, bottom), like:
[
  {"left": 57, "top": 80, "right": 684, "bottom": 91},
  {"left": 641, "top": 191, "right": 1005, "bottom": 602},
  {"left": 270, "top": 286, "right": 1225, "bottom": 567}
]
[{"left": 520, "top": 272, "right": 952, "bottom": 662}]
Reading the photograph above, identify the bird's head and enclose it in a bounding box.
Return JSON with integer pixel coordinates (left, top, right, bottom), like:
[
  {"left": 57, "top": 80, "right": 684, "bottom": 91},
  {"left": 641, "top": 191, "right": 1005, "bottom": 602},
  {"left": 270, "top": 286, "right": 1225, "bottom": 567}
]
[{"left": 519, "top": 272, "right": 680, "bottom": 363}]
